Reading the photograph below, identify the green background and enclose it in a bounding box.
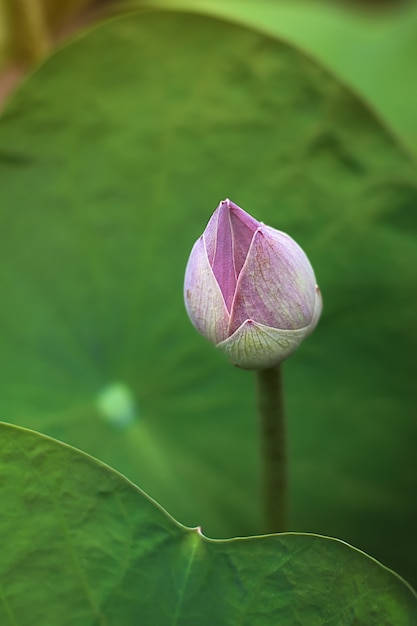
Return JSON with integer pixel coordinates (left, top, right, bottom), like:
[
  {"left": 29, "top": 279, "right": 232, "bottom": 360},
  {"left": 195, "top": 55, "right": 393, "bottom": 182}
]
[{"left": 0, "top": 3, "right": 416, "bottom": 598}]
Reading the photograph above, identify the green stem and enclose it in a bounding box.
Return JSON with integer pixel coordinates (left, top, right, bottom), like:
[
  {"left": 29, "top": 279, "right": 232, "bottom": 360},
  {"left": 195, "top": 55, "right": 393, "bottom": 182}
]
[{"left": 256, "top": 364, "right": 287, "bottom": 533}]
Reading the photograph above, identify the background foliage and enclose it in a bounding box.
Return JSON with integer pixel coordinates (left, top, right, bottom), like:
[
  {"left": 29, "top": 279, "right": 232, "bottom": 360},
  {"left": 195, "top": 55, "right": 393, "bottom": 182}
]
[{"left": 0, "top": 1, "right": 416, "bottom": 621}]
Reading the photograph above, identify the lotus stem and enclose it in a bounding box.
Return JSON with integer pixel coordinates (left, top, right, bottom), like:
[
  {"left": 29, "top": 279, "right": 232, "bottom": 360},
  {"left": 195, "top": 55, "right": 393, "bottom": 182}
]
[{"left": 256, "top": 364, "right": 287, "bottom": 534}]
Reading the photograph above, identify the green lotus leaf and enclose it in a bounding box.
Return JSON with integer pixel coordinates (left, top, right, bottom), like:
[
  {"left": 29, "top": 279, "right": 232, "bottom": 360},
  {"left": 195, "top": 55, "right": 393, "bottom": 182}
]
[{"left": 0, "top": 422, "right": 416, "bottom": 625}]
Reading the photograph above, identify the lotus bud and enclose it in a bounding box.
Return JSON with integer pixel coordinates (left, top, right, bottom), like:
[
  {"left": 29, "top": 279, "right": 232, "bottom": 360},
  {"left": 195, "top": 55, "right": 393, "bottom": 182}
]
[{"left": 184, "top": 199, "right": 322, "bottom": 369}]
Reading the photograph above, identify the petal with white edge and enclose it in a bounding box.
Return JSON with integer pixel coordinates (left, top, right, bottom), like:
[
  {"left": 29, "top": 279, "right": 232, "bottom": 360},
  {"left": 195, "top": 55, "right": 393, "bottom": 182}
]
[
  {"left": 184, "top": 237, "right": 230, "bottom": 344},
  {"left": 307, "top": 286, "right": 323, "bottom": 336},
  {"left": 229, "top": 226, "right": 318, "bottom": 335},
  {"left": 216, "top": 319, "right": 314, "bottom": 370}
]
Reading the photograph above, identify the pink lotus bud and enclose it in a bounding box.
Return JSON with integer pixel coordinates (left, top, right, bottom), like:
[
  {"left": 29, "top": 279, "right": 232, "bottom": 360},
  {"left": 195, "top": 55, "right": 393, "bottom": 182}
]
[{"left": 184, "top": 199, "right": 322, "bottom": 369}]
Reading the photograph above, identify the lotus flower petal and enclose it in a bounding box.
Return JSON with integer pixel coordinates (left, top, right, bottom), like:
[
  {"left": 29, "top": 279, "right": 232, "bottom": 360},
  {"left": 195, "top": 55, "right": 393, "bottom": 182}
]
[
  {"left": 204, "top": 199, "right": 259, "bottom": 311},
  {"left": 184, "top": 237, "right": 229, "bottom": 344},
  {"left": 184, "top": 200, "right": 322, "bottom": 369},
  {"left": 229, "top": 226, "right": 317, "bottom": 335},
  {"left": 217, "top": 320, "right": 314, "bottom": 370}
]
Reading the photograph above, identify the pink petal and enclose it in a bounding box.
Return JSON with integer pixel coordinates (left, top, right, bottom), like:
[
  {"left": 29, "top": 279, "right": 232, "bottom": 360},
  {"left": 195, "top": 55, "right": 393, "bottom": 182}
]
[
  {"left": 210, "top": 200, "right": 236, "bottom": 311},
  {"left": 228, "top": 200, "right": 259, "bottom": 279},
  {"left": 184, "top": 236, "right": 230, "bottom": 344},
  {"left": 203, "top": 199, "right": 259, "bottom": 312},
  {"left": 229, "top": 226, "right": 317, "bottom": 334},
  {"left": 203, "top": 205, "right": 219, "bottom": 266}
]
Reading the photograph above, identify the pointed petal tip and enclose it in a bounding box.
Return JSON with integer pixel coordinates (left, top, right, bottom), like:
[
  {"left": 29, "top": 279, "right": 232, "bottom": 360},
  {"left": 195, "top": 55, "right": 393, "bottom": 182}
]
[
  {"left": 218, "top": 198, "right": 231, "bottom": 210},
  {"left": 214, "top": 198, "right": 232, "bottom": 218},
  {"left": 219, "top": 198, "right": 241, "bottom": 212}
]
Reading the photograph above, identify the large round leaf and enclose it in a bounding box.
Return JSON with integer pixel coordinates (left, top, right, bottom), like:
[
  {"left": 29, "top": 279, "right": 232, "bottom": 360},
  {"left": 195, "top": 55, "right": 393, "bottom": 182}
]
[
  {"left": 1, "top": 422, "right": 416, "bottom": 625},
  {"left": 140, "top": 0, "right": 417, "bottom": 155},
  {"left": 0, "top": 9, "right": 416, "bottom": 586}
]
